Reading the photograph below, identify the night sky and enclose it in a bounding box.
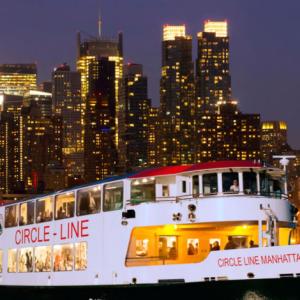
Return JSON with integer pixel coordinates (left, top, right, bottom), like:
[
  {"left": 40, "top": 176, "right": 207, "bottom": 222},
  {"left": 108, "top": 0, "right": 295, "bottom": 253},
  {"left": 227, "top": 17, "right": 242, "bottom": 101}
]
[{"left": 0, "top": 0, "right": 299, "bottom": 148}]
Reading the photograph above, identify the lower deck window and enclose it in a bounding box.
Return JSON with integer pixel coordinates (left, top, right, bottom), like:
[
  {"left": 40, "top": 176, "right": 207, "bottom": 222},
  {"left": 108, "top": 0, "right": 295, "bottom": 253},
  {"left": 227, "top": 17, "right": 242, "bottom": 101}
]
[
  {"left": 75, "top": 242, "right": 87, "bottom": 270},
  {"left": 18, "top": 247, "right": 33, "bottom": 272},
  {"left": 35, "top": 246, "right": 51, "bottom": 272},
  {"left": 53, "top": 244, "right": 73, "bottom": 271},
  {"left": 8, "top": 249, "right": 17, "bottom": 273}
]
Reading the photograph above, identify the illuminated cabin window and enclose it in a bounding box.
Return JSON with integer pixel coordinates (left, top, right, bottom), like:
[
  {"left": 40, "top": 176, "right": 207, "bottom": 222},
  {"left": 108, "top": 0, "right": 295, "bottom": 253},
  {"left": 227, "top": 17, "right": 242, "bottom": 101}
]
[
  {"left": 131, "top": 178, "right": 155, "bottom": 202},
  {"left": 222, "top": 172, "right": 239, "bottom": 193},
  {"left": 243, "top": 172, "right": 257, "bottom": 194},
  {"left": 125, "top": 223, "right": 260, "bottom": 267},
  {"left": 19, "top": 201, "right": 35, "bottom": 226},
  {"left": 36, "top": 197, "right": 53, "bottom": 223},
  {"left": 55, "top": 192, "right": 75, "bottom": 220},
  {"left": 18, "top": 247, "right": 33, "bottom": 272},
  {"left": 192, "top": 175, "right": 199, "bottom": 195},
  {"left": 77, "top": 186, "right": 101, "bottom": 216},
  {"left": 75, "top": 242, "right": 87, "bottom": 270},
  {"left": 187, "top": 238, "right": 199, "bottom": 255},
  {"left": 203, "top": 173, "right": 217, "bottom": 195},
  {"left": 7, "top": 249, "right": 17, "bottom": 273},
  {"left": 0, "top": 249, "right": 2, "bottom": 273},
  {"left": 103, "top": 182, "right": 123, "bottom": 212},
  {"left": 5, "top": 205, "right": 18, "bottom": 228},
  {"left": 35, "top": 246, "right": 51, "bottom": 272},
  {"left": 53, "top": 244, "right": 73, "bottom": 271}
]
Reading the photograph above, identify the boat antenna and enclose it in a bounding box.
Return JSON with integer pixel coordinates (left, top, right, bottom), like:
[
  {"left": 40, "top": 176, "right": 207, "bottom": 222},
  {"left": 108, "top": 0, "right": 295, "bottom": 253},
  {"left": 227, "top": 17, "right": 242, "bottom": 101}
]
[
  {"left": 273, "top": 155, "right": 296, "bottom": 195},
  {"left": 98, "top": 0, "right": 102, "bottom": 38}
]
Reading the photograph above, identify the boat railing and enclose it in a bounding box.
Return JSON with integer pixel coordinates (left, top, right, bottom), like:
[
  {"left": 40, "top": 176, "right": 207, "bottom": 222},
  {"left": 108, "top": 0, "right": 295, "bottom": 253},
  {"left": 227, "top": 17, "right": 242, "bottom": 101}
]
[{"left": 127, "top": 191, "right": 288, "bottom": 206}]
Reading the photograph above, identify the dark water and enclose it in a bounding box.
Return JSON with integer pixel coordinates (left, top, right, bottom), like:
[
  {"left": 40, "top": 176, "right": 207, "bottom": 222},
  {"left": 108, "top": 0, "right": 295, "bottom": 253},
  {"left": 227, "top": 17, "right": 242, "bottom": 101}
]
[{"left": 1, "top": 278, "right": 300, "bottom": 300}]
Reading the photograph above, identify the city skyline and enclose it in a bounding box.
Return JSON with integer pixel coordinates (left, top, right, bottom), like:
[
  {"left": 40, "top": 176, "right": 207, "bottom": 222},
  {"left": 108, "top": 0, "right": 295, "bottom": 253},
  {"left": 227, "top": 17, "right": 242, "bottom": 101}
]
[{"left": 0, "top": 0, "right": 299, "bottom": 149}]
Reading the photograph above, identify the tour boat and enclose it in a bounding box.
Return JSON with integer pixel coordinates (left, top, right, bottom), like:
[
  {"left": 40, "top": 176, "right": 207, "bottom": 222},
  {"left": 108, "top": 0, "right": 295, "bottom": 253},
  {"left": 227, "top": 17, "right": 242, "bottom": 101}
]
[{"left": 0, "top": 160, "right": 300, "bottom": 299}]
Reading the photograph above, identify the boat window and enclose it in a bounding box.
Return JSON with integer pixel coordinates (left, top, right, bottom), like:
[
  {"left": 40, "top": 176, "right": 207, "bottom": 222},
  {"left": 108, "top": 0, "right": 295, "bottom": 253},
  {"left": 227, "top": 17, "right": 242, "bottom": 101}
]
[
  {"left": 159, "top": 236, "right": 178, "bottom": 260},
  {"left": 103, "top": 182, "right": 123, "bottom": 212},
  {"left": 5, "top": 205, "right": 18, "bottom": 228},
  {"left": 35, "top": 246, "right": 51, "bottom": 272},
  {"left": 77, "top": 186, "right": 101, "bottom": 216},
  {"left": 243, "top": 172, "right": 257, "bottom": 194},
  {"left": 192, "top": 175, "right": 199, "bottom": 195},
  {"left": 162, "top": 185, "right": 169, "bottom": 197},
  {"left": 36, "top": 197, "right": 53, "bottom": 223},
  {"left": 135, "top": 239, "right": 149, "bottom": 256},
  {"left": 0, "top": 249, "right": 2, "bottom": 273},
  {"left": 222, "top": 172, "right": 239, "bottom": 193},
  {"left": 75, "top": 242, "right": 87, "bottom": 271},
  {"left": 7, "top": 248, "right": 17, "bottom": 273},
  {"left": 187, "top": 239, "right": 199, "bottom": 255},
  {"left": 18, "top": 247, "right": 33, "bottom": 272},
  {"left": 203, "top": 173, "right": 217, "bottom": 195},
  {"left": 260, "top": 173, "right": 282, "bottom": 197},
  {"left": 182, "top": 181, "right": 187, "bottom": 193},
  {"left": 19, "top": 201, "right": 35, "bottom": 226},
  {"left": 55, "top": 192, "right": 75, "bottom": 220},
  {"left": 53, "top": 244, "right": 73, "bottom": 271},
  {"left": 131, "top": 178, "right": 155, "bottom": 202}
]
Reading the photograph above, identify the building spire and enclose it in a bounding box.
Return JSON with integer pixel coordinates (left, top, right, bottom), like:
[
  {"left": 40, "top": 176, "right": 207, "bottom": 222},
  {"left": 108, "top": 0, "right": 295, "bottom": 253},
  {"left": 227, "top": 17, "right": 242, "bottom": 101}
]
[{"left": 98, "top": 0, "right": 102, "bottom": 38}]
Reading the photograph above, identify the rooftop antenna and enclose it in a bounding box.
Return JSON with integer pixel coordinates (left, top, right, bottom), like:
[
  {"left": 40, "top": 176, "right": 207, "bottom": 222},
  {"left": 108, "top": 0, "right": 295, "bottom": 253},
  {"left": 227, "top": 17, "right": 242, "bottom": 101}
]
[
  {"left": 98, "top": 0, "right": 102, "bottom": 38},
  {"left": 273, "top": 155, "right": 296, "bottom": 195}
]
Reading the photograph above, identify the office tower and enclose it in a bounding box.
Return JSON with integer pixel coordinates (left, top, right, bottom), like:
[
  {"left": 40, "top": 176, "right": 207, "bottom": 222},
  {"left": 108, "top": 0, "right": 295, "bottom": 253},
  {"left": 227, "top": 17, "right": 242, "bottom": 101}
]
[
  {"left": 124, "top": 63, "right": 150, "bottom": 171},
  {"left": 38, "top": 81, "right": 52, "bottom": 93},
  {"left": 20, "top": 101, "right": 62, "bottom": 193},
  {"left": 0, "top": 94, "right": 24, "bottom": 192},
  {"left": 159, "top": 25, "right": 195, "bottom": 165},
  {"left": 147, "top": 107, "right": 159, "bottom": 166},
  {"left": 84, "top": 57, "right": 119, "bottom": 181},
  {"left": 196, "top": 21, "right": 231, "bottom": 114},
  {"left": 52, "top": 63, "right": 83, "bottom": 185},
  {"left": 77, "top": 30, "right": 124, "bottom": 181},
  {"left": 0, "top": 112, "right": 16, "bottom": 193},
  {"left": 23, "top": 90, "right": 52, "bottom": 118},
  {"left": 0, "top": 64, "right": 37, "bottom": 96},
  {"left": 260, "top": 121, "right": 288, "bottom": 163}
]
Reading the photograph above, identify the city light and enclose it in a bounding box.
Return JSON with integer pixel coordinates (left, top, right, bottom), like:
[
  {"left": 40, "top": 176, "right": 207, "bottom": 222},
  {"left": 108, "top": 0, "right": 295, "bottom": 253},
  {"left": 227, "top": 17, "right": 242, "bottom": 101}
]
[
  {"left": 163, "top": 25, "right": 186, "bottom": 41},
  {"left": 204, "top": 20, "right": 228, "bottom": 37}
]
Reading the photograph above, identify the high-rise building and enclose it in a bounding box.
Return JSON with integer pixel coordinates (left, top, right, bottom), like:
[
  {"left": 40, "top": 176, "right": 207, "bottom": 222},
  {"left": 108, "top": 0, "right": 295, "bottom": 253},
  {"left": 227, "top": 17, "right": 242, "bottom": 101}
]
[
  {"left": 52, "top": 63, "right": 83, "bottom": 185},
  {"left": 124, "top": 63, "right": 150, "bottom": 171},
  {"left": 0, "top": 64, "right": 37, "bottom": 96},
  {"left": 261, "top": 121, "right": 288, "bottom": 163},
  {"left": 0, "top": 112, "right": 16, "bottom": 193},
  {"left": 20, "top": 101, "right": 62, "bottom": 193},
  {"left": 159, "top": 24, "right": 195, "bottom": 165},
  {"left": 23, "top": 90, "right": 52, "bottom": 118},
  {"left": 84, "top": 57, "right": 119, "bottom": 181},
  {"left": 77, "top": 30, "right": 124, "bottom": 181},
  {"left": 196, "top": 21, "right": 231, "bottom": 114},
  {"left": 147, "top": 107, "right": 159, "bottom": 166}
]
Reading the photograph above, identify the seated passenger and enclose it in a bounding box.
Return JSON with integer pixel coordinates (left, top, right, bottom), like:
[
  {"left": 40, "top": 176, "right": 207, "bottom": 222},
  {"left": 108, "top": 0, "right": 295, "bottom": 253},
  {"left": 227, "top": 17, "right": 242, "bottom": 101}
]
[
  {"left": 188, "top": 243, "right": 196, "bottom": 255},
  {"left": 249, "top": 240, "right": 258, "bottom": 248},
  {"left": 224, "top": 236, "right": 237, "bottom": 250},
  {"left": 210, "top": 241, "right": 220, "bottom": 251},
  {"left": 230, "top": 180, "right": 239, "bottom": 193},
  {"left": 168, "top": 241, "right": 177, "bottom": 259}
]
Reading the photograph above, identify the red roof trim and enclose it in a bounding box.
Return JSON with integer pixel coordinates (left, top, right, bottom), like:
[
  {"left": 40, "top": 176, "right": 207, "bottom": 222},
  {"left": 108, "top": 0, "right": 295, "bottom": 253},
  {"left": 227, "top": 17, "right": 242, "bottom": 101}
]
[{"left": 130, "top": 161, "right": 262, "bottom": 179}]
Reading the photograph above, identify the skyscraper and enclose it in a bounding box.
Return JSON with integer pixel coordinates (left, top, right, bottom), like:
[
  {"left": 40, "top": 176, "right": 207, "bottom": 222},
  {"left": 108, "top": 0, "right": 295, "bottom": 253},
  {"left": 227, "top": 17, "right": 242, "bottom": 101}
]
[
  {"left": 0, "top": 64, "right": 37, "bottom": 96},
  {"left": 77, "top": 30, "right": 124, "bottom": 181},
  {"left": 124, "top": 63, "right": 150, "bottom": 171},
  {"left": 260, "top": 121, "right": 288, "bottom": 163},
  {"left": 196, "top": 21, "right": 231, "bottom": 114},
  {"left": 52, "top": 63, "right": 83, "bottom": 185},
  {"left": 159, "top": 25, "right": 195, "bottom": 165}
]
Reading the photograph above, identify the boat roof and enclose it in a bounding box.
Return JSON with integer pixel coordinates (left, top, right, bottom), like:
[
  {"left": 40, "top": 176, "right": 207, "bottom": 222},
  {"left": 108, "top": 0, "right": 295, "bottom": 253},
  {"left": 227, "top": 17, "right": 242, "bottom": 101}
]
[{"left": 130, "top": 160, "right": 263, "bottom": 179}]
